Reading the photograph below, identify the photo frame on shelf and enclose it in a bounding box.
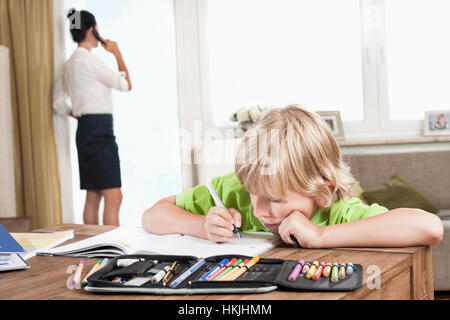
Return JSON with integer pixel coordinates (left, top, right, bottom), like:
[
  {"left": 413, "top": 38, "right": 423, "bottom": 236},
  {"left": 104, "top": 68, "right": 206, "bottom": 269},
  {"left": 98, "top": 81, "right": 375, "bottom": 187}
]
[
  {"left": 424, "top": 110, "right": 450, "bottom": 136},
  {"left": 316, "top": 111, "right": 345, "bottom": 140}
]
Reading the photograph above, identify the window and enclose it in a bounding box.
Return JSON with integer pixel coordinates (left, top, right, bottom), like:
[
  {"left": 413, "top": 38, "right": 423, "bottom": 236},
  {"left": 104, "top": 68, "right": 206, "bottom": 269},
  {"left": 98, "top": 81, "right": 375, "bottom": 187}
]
[
  {"left": 63, "top": 0, "right": 181, "bottom": 226},
  {"left": 206, "top": 0, "right": 365, "bottom": 127},
  {"left": 190, "top": 0, "right": 450, "bottom": 138},
  {"left": 384, "top": 0, "right": 450, "bottom": 121}
]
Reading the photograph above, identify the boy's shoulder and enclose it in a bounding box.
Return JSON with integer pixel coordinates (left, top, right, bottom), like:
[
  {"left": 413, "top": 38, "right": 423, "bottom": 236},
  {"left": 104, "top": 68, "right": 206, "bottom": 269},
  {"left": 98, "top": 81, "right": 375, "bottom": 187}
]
[
  {"left": 211, "top": 172, "right": 241, "bottom": 185},
  {"left": 312, "top": 197, "right": 389, "bottom": 226}
]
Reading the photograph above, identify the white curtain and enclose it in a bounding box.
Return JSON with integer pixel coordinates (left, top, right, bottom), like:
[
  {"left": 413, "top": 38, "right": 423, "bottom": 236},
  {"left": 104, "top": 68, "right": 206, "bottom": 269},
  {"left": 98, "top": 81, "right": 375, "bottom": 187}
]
[
  {"left": 52, "top": 0, "right": 74, "bottom": 223},
  {"left": 0, "top": 45, "right": 17, "bottom": 218}
]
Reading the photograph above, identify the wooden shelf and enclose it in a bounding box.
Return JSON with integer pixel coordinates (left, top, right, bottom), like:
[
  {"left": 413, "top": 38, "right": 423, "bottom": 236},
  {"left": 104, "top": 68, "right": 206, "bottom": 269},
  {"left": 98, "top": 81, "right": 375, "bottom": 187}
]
[{"left": 339, "top": 136, "right": 450, "bottom": 147}]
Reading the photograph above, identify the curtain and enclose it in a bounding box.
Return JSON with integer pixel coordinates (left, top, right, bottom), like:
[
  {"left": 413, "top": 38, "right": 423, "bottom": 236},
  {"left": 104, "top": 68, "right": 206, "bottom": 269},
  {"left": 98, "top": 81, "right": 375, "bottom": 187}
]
[{"left": 0, "top": 0, "right": 62, "bottom": 228}]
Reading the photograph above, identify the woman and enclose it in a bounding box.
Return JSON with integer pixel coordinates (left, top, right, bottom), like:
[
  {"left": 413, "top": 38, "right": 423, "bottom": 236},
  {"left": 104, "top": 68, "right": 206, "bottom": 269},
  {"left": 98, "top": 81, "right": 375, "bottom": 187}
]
[{"left": 53, "top": 9, "right": 132, "bottom": 226}]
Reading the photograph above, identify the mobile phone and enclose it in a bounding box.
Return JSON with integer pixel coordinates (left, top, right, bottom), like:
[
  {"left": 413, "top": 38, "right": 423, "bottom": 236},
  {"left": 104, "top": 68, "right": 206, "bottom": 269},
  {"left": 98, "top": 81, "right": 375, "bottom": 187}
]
[{"left": 92, "top": 28, "right": 106, "bottom": 46}]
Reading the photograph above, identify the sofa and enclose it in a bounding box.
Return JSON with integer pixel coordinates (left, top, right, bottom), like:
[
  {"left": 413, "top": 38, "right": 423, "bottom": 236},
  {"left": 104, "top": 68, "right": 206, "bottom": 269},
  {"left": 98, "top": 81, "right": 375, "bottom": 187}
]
[
  {"left": 197, "top": 141, "right": 450, "bottom": 291},
  {"left": 343, "top": 150, "right": 450, "bottom": 291}
]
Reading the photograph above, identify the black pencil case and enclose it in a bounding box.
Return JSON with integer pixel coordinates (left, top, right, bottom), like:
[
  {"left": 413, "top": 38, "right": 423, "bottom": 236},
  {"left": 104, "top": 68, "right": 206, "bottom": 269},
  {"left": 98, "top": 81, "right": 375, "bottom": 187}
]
[{"left": 84, "top": 254, "right": 363, "bottom": 295}]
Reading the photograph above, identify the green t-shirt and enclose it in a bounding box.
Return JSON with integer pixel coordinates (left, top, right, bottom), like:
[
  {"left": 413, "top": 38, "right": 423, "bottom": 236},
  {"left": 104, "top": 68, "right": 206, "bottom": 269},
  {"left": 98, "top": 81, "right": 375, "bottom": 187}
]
[{"left": 176, "top": 173, "right": 389, "bottom": 231}]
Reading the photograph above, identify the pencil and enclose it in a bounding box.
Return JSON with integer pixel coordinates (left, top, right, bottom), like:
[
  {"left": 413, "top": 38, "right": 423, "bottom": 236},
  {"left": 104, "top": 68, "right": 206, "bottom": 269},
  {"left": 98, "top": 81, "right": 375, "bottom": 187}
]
[
  {"left": 81, "top": 260, "right": 102, "bottom": 287},
  {"left": 219, "top": 259, "right": 249, "bottom": 281},
  {"left": 206, "top": 182, "right": 243, "bottom": 239},
  {"left": 226, "top": 256, "right": 260, "bottom": 281},
  {"left": 72, "top": 260, "right": 85, "bottom": 285},
  {"left": 214, "top": 258, "right": 243, "bottom": 281}
]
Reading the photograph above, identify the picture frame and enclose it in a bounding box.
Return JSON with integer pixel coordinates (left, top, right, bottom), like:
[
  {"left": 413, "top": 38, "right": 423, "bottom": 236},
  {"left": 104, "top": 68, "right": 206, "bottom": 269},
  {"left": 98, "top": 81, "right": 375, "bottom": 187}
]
[
  {"left": 316, "top": 111, "right": 345, "bottom": 140},
  {"left": 424, "top": 110, "right": 450, "bottom": 136}
]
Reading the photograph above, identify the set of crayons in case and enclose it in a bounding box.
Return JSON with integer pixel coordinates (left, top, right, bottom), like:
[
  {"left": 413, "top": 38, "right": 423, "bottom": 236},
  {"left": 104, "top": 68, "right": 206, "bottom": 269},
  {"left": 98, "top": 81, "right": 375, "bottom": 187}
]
[{"left": 288, "top": 260, "right": 354, "bottom": 283}]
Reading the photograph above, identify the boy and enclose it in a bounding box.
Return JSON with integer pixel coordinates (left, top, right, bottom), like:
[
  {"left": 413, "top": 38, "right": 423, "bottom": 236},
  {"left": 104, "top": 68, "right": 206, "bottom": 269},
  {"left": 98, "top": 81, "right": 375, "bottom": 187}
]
[{"left": 142, "top": 105, "right": 443, "bottom": 248}]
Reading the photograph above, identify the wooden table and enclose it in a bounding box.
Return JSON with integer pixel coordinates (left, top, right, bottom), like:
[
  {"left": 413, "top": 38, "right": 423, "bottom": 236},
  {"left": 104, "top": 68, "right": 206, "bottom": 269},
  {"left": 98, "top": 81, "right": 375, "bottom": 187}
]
[{"left": 0, "top": 224, "right": 434, "bottom": 300}]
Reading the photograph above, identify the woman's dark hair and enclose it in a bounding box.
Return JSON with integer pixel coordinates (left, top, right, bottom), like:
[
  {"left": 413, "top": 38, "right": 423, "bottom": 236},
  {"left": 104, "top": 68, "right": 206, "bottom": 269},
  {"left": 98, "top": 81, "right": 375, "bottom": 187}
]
[{"left": 67, "top": 8, "right": 97, "bottom": 43}]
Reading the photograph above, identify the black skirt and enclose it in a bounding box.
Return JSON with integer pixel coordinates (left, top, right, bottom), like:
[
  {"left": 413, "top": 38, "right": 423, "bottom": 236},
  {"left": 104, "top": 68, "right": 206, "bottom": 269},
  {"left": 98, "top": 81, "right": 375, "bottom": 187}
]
[{"left": 76, "top": 114, "right": 122, "bottom": 190}]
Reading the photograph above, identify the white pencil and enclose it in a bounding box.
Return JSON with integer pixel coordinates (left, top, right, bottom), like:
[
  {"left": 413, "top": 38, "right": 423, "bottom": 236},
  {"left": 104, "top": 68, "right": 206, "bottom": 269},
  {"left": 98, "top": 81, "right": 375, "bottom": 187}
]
[{"left": 206, "top": 182, "right": 243, "bottom": 239}]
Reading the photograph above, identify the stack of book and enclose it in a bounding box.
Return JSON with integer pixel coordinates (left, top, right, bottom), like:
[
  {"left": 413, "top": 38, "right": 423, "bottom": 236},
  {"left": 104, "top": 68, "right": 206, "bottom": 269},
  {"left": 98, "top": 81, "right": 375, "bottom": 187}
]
[{"left": 0, "top": 224, "right": 29, "bottom": 272}]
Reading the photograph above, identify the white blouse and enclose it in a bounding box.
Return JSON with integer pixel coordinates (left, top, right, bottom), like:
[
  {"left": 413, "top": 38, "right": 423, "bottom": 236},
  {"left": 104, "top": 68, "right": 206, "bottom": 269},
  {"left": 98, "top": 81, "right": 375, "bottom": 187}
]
[{"left": 53, "top": 47, "right": 129, "bottom": 117}]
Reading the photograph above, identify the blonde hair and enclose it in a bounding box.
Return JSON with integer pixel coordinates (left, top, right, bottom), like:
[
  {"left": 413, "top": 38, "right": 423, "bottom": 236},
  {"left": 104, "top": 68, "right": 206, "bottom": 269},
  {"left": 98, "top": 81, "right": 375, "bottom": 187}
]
[{"left": 235, "top": 104, "right": 356, "bottom": 209}]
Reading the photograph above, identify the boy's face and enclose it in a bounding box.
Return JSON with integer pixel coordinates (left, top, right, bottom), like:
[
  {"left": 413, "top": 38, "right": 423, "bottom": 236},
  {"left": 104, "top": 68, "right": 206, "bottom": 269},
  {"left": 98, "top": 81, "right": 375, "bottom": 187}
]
[{"left": 250, "top": 189, "right": 319, "bottom": 235}]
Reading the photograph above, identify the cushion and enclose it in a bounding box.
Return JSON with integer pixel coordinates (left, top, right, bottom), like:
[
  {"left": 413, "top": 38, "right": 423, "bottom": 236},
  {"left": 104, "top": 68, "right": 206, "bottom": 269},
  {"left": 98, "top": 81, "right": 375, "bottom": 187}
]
[
  {"left": 361, "top": 172, "right": 439, "bottom": 213},
  {"left": 350, "top": 182, "right": 367, "bottom": 204}
]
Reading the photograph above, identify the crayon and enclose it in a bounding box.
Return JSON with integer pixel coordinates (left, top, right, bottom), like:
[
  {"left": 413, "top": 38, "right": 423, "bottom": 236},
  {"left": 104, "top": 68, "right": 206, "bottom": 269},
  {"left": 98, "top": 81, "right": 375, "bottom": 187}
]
[
  {"left": 301, "top": 262, "right": 311, "bottom": 274},
  {"left": 339, "top": 263, "right": 347, "bottom": 279},
  {"left": 331, "top": 263, "right": 339, "bottom": 283},
  {"left": 288, "top": 259, "right": 305, "bottom": 282},
  {"left": 312, "top": 262, "right": 325, "bottom": 280},
  {"left": 306, "top": 261, "right": 319, "bottom": 279},
  {"left": 322, "top": 263, "right": 332, "bottom": 278},
  {"left": 346, "top": 263, "right": 354, "bottom": 275}
]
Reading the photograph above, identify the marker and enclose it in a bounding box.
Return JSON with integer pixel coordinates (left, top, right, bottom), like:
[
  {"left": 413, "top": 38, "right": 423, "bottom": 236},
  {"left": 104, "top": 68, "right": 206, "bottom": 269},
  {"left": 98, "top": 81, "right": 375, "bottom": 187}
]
[
  {"left": 219, "top": 259, "right": 249, "bottom": 281},
  {"left": 200, "top": 258, "right": 229, "bottom": 281},
  {"left": 306, "top": 261, "right": 319, "bottom": 279},
  {"left": 152, "top": 266, "right": 171, "bottom": 284},
  {"left": 312, "top": 262, "right": 325, "bottom": 280},
  {"left": 288, "top": 259, "right": 305, "bottom": 282},
  {"left": 207, "top": 258, "right": 238, "bottom": 281},
  {"left": 331, "top": 263, "right": 339, "bottom": 283},
  {"left": 346, "top": 263, "right": 354, "bottom": 275},
  {"left": 72, "top": 260, "right": 85, "bottom": 285},
  {"left": 227, "top": 256, "right": 260, "bottom": 281},
  {"left": 81, "top": 260, "right": 102, "bottom": 287},
  {"left": 214, "top": 259, "right": 243, "bottom": 281},
  {"left": 170, "top": 258, "right": 206, "bottom": 288},
  {"left": 206, "top": 182, "right": 243, "bottom": 239},
  {"left": 322, "top": 263, "right": 332, "bottom": 278},
  {"left": 162, "top": 261, "right": 179, "bottom": 286}
]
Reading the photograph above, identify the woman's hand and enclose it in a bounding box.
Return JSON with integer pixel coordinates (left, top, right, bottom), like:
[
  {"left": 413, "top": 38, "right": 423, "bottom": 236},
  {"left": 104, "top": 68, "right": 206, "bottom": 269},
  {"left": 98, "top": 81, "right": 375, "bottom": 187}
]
[
  {"left": 278, "top": 210, "right": 324, "bottom": 248},
  {"left": 100, "top": 36, "right": 120, "bottom": 55},
  {"left": 204, "top": 206, "right": 242, "bottom": 243}
]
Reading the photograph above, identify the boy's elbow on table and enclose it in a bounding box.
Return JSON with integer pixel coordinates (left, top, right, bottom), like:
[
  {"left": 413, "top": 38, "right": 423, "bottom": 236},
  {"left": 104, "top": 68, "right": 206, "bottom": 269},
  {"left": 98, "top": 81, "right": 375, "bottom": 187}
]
[
  {"left": 426, "top": 212, "right": 444, "bottom": 246},
  {"left": 409, "top": 208, "right": 444, "bottom": 246}
]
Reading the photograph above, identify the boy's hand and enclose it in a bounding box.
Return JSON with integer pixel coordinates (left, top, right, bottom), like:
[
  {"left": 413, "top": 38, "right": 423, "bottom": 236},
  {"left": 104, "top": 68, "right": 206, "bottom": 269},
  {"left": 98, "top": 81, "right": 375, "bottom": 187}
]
[
  {"left": 204, "top": 206, "right": 242, "bottom": 243},
  {"left": 278, "top": 210, "right": 323, "bottom": 248}
]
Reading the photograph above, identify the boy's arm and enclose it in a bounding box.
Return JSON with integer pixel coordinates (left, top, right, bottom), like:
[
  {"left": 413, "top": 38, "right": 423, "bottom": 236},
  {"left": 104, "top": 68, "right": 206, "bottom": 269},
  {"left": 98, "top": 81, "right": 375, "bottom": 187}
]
[
  {"left": 142, "top": 196, "right": 208, "bottom": 239},
  {"left": 279, "top": 208, "right": 444, "bottom": 248},
  {"left": 141, "top": 195, "right": 241, "bottom": 242}
]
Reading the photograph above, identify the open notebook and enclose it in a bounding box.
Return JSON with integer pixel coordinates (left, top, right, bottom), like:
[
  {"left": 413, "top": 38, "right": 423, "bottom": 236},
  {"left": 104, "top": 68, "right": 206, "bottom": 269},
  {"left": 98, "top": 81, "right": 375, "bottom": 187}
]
[{"left": 36, "top": 227, "right": 282, "bottom": 258}]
